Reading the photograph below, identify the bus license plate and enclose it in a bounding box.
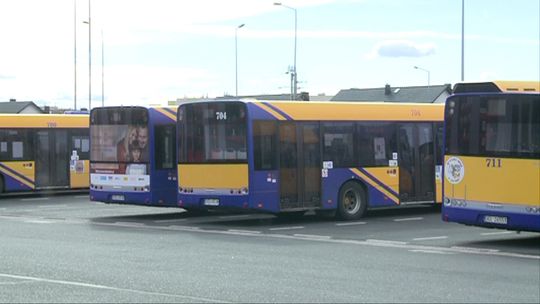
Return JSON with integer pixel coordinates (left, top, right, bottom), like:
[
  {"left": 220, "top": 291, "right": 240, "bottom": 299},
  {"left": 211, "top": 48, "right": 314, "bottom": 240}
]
[
  {"left": 204, "top": 199, "right": 220, "bottom": 206},
  {"left": 483, "top": 215, "right": 508, "bottom": 225},
  {"left": 112, "top": 195, "right": 125, "bottom": 201}
]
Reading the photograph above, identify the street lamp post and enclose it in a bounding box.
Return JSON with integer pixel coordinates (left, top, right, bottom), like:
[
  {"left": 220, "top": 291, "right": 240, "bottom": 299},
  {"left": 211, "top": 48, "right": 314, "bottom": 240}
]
[
  {"left": 414, "top": 66, "right": 430, "bottom": 87},
  {"left": 74, "top": 0, "right": 77, "bottom": 110},
  {"left": 235, "top": 23, "right": 245, "bottom": 97},
  {"left": 82, "top": 0, "right": 91, "bottom": 110},
  {"left": 461, "top": 0, "right": 465, "bottom": 81},
  {"left": 274, "top": 2, "right": 297, "bottom": 100},
  {"left": 101, "top": 29, "right": 104, "bottom": 107}
]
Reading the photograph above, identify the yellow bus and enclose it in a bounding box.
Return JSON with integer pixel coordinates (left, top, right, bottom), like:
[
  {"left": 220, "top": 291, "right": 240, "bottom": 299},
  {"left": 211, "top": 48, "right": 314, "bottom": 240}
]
[
  {"left": 177, "top": 100, "right": 444, "bottom": 220},
  {"left": 0, "top": 113, "right": 89, "bottom": 194},
  {"left": 442, "top": 81, "right": 540, "bottom": 231}
]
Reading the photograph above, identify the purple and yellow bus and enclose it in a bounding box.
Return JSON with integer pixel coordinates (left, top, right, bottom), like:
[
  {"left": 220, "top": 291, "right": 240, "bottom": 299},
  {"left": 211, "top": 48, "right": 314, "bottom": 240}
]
[
  {"left": 443, "top": 81, "right": 540, "bottom": 232},
  {"left": 90, "top": 106, "right": 178, "bottom": 206},
  {"left": 177, "top": 100, "right": 444, "bottom": 219},
  {"left": 0, "top": 113, "right": 89, "bottom": 194}
]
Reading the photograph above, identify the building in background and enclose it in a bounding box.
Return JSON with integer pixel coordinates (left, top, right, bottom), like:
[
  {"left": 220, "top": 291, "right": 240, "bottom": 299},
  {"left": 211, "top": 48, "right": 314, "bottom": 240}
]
[
  {"left": 332, "top": 84, "right": 452, "bottom": 103},
  {"left": 0, "top": 99, "right": 45, "bottom": 114}
]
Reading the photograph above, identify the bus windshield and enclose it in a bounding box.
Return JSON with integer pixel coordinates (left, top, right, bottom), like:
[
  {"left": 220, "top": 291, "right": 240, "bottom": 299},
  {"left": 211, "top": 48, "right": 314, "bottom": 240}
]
[
  {"left": 90, "top": 108, "right": 150, "bottom": 164},
  {"left": 179, "top": 102, "right": 247, "bottom": 163},
  {"left": 445, "top": 94, "right": 540, "bottom": 159}
]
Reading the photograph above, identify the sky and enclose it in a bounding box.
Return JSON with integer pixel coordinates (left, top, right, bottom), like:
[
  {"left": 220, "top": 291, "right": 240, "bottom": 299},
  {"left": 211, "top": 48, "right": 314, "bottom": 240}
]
[{"left": 0, "top": 0, "right": 538, "bottom": 110}]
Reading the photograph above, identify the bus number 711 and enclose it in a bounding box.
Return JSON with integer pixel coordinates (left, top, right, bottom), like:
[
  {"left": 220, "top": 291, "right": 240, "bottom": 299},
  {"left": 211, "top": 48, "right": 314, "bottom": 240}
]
[{"left": 486, "top": 158, "right": 502, "bottom": 168}]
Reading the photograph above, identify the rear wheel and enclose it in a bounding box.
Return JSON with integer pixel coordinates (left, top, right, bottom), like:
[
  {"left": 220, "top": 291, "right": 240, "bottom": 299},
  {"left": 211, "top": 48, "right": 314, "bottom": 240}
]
[
  {"left": 0, "top": 175, "right": 4, "bottom": 194},
  {"left": 337, "top": 181, "right": 367, "bottom": 220}
]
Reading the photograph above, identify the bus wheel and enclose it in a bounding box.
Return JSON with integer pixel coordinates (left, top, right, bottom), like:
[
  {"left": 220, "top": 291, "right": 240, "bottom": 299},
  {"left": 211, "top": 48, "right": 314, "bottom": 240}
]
[
  {"left": 0, "top": 175, "right": 4, "bottom": 194},
  {"left": 337, "top": 181, "right": 367, "bottom": 220}
]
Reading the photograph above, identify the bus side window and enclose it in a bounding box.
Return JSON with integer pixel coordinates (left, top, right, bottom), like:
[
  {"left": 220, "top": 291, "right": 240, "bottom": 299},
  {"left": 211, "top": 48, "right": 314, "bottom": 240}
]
[{"left": 253, "top": 121, "right": 277, "bottom": 170}]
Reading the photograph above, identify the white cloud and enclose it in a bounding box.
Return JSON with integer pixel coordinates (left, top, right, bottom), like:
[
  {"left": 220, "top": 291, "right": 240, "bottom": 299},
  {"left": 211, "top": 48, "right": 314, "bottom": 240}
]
[{"left": 366, "top": 40, "right": 436, "bottom": 59}]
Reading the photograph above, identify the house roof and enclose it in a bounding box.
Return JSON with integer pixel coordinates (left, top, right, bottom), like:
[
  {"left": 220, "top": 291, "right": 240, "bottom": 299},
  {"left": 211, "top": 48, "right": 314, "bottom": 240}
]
[
  {"left": 331, "top": 84, "right": 452, "bottom": 103},
  {"left": 0, "top": 100, "right": 44, "bottom": 113}
]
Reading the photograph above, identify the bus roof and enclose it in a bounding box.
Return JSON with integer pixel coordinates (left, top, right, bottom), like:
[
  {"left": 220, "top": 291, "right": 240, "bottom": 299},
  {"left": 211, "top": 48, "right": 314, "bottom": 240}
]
[
  {"left": 0, "top": 113, "right": 89, "bottom": 128},
  {"left": 181, "top": 99, "right": 444, "bottom": 122},
  {"left": 453, "top": 81, "right": 539, "bottom": 93}
]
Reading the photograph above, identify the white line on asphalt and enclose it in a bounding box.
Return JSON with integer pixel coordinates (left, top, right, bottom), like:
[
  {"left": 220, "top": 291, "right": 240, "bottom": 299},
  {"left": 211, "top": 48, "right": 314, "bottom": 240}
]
[
  {"left": 114, "top": 222, "right": 146, "bottom": 227},
  {"left": 154, "top": 218, "right": 187, "bottom": 224},
  {"left": 269, "top": 226, "right": 304, "bottom": 231},
  {"left": 409, "top": 249, "right": 454, "bottom": 255},
  {"left": 86, "top": 221, "right": 540, "bottom": 260},
  {"left": 0, "top": 280, "right": 36, "bottom": 286},
  {"left": 293, "top": 234, "right": 331, "bottom": 240},
  {"left": 169, "top": 225, "right": 200, "bottom": 231},
  {"left": 23, "top": 219, "right": 56, "bottom": 224},
  {"left": 393, "top": 217, "right": 424, "bottom": 222},
  {"left": 0, "top": 273, "right": 229, "bottom": 303},
  {"left": 451, "top": 246, "right": 500, "bottom": 253},
  {"left": 366, "top": 239, "right": 408, "bottom": 245},
  {"left": 413, "top": 236, "right": 448, "bottom": 241},
  {"left": 480, "top": 231, "right": 515, "bottom": 236},
  {"left": 335, "top": 221, "right": 367, "bottom": 226},
  {"left": 227, "top": 229, "right": 261, "bottom": 234},
  {"left": 20, "top": 198, "right": 49, "bottom": 202}
]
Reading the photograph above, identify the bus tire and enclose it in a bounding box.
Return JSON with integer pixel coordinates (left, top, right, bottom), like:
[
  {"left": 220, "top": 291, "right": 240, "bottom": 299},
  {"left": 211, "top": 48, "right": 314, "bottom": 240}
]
[
  {"left": 0, "top": 175, "right": 4, "bottom": 194},
  {"left": 337, "top": 181, "right": 367, "bottom": 220}
]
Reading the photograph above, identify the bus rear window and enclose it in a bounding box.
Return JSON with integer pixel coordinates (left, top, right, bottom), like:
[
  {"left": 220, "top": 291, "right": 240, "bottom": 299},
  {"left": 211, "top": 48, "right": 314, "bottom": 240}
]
[
  {"left": 445, "top": 94, "right": 540, "bottom": 158},
  {"left": 90, "top": 108, "right": 150, "bottom": 163}
]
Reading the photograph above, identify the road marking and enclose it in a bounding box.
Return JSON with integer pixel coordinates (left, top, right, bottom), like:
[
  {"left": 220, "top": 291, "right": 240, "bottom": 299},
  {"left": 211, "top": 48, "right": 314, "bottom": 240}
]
[
  {"left": 480, "top": 231, "right": 515, "bottom": 236},
  {"left": 74, "top": 195, "right": 90, "bottom": 199},
  {"left": 227, "top": 229, "right": 261, "bottom": 234},
  {"left": 335, "top": 221, "right": 367, "bottom": 226},
  {"left": 409, "top": 249, "right": 454, "bottom": 255},
  {"left": 154, "top": 218, "right": 187, "bottom": 224},
  {"left": 366, "top": 239, "right": 408, "bottom": 245},
  {"left": 451, "top": 246, "right": 500, "bottom": 253},
  {"left": 113, "top": 222, "right": 146, "bottom": 227},
  {"left": 86, "top": 221, "right": 540, "bottom": 260},
  {"left": 0, "top": 280, "right": 36, "bottom": 286},
  {"left": 0, "top": 273, "right": 229, "bottom": 303},
  {"left": 413, "top": 236, "right": 448, "bottom": 241},
  {"left": 393, "top": 217, "right": 424, "bottom": 222},
  {"left": 293, "top": 234, "right": 331, "bottom": 240},
  {"left": 169, "top": 225, "right": 200, "bottom": 231},
  {"left": 20, "top": 198, "right": 49, "bottom": 202},
  {"left": 269, "top": 226, "right": 304, "bottom": 231},
  {"left": 24, "top": 219, "right": 56, "bottom": 224}
]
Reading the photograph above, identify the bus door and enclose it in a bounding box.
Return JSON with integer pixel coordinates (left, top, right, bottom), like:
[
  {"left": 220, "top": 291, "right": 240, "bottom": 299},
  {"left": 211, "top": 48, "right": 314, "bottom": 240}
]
[
  {"left": 279, "top": 122, "right": 321, "bottom": 210},
  {"left": 35, "top": 130, "right": 69, "bottom": 189},
  {"left": 398, "top": 123, "right": 435, "bottom": 203}
]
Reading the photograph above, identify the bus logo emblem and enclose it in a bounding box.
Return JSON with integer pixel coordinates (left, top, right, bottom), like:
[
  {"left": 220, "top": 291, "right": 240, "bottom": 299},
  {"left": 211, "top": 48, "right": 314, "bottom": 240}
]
[{"left": 445, "top": 157, "right": 465, "bottom": 184}]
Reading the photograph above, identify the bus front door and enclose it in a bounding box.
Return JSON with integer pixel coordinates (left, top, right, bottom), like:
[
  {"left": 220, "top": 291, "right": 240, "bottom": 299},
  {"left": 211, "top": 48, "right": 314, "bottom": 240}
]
[
  {"left": 35, "top": 130, "right": 70, "bottom": 189},
  {"left": 279, "top": 122, "right": 321, "bottom": 210},
  {"left": 398, "top": 123, "right": 435, "bottom": 203}
]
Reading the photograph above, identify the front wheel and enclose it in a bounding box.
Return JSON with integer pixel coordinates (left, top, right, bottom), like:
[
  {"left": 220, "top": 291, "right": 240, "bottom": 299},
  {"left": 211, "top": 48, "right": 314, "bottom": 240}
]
[{"left": 337, "top": 181, "right": 367, "bottom": 220}]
